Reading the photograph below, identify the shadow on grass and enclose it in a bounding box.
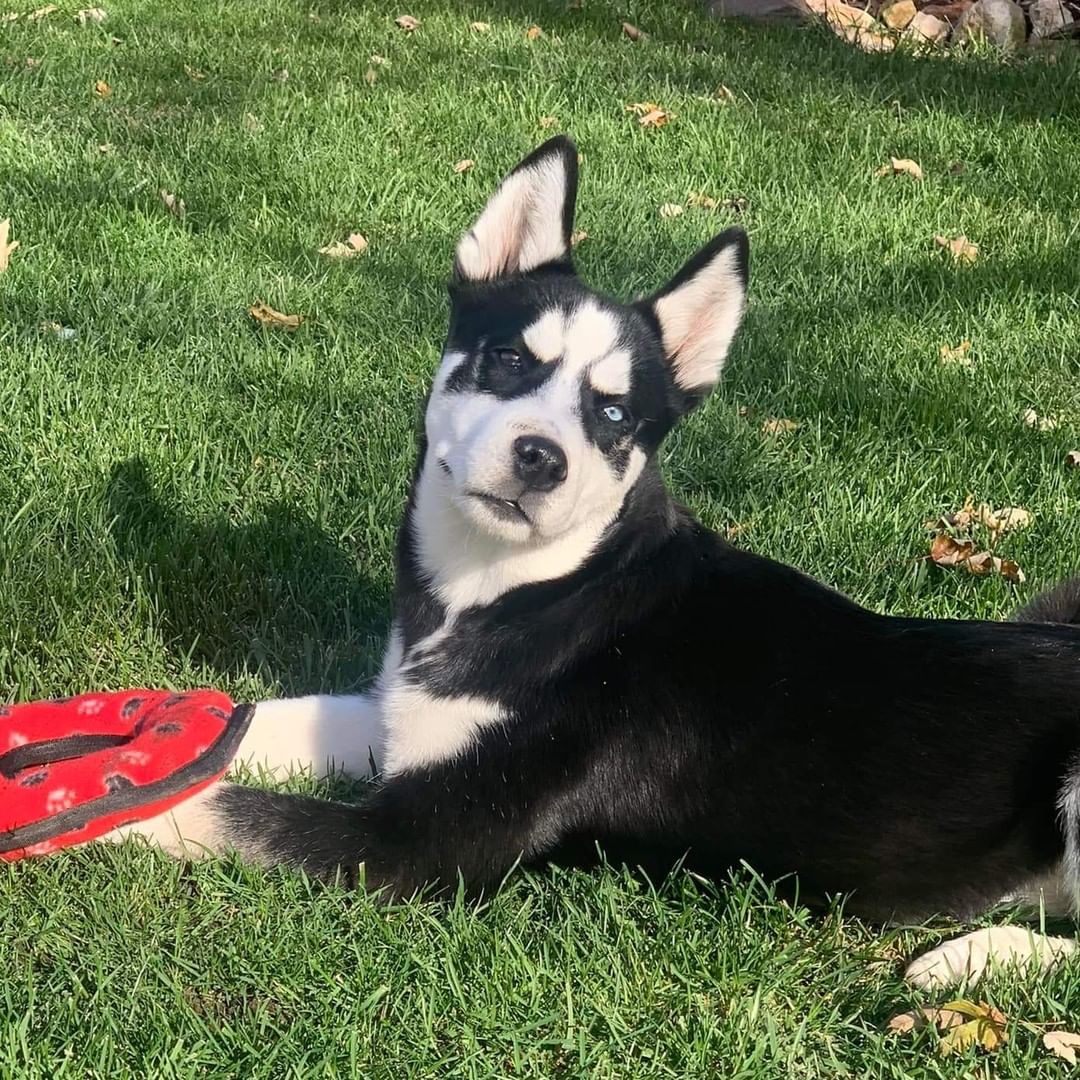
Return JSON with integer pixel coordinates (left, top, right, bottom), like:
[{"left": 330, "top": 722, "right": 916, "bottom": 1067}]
[{"left": 105, "top": 458, "right": 391, "bottom": 692}]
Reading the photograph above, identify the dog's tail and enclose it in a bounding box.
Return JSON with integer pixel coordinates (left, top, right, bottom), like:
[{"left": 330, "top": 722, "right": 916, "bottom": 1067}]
[
  {"left": 1014, "top": 578, "right": 1080, "bottom": 909},
  {"left": 1010, "top": 576, "right": 1080, "bottom": 627}
]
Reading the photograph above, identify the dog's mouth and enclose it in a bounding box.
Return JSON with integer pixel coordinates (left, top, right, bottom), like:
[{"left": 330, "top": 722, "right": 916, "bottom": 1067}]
[{"left": 465, "top": 491, "right": 531, "bottom": 524}]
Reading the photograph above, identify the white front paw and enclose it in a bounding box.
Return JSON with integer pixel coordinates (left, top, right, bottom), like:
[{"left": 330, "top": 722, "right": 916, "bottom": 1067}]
[{"left": 904, "top": 926, "right": 1076, "bottom": 990}]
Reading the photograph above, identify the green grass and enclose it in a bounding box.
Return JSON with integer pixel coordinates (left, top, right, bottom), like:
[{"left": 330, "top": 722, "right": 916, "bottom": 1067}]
[{"left": 2, "top": 0, "right": 1080, "bottom": 1073}]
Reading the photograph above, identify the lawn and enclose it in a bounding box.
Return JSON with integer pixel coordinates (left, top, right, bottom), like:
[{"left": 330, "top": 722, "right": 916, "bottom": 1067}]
[{"left": 2, "top": 0, "right": 1080, "bottom": 1073}]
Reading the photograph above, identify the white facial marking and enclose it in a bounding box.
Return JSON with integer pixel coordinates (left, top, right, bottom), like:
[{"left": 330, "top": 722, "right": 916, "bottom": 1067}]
[
  {"left": 589, "top": 349, "right": 631, "bottom": 395},
  {"left": 523, "top": 309, "right": 567, "bottom": 363}
]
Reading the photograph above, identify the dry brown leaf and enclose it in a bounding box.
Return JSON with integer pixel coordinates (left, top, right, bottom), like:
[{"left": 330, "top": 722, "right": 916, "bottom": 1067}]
[
  {"left": 538, "top": 115, "right": 559, "bottom": 129},
  {"left": 75, "top": 6, "right": 106, "bottom": 23},
  {"left": 876, "top": 157, "right": 924, "bottom": 181},
  {"left": 762, "top": 418, "right": 799, "bottom": 436},
  {"left": 0, "top": 219, "right": 19, "bottom": 273},
  {"left": 184, "top": 64, "right": 206, "bottom": 80},
  {"left": 1022, "top": 407, "right": 1058, "bottom": 432},
  {"left": 937, "top": 1000, "right": 1008, "bottom": 1056},
  {"left": 934, "top": 233, "right": 978, "bottom": 264},
  {"left": 998, "top": 557, "right": 1026, "bottom": 583},
  {"left": 469, "top": 20, "right": 490, "bottom": 30},
  {"left": 453, "top": 159, "right": 474, "bottom": 174},
  {"left": 318, "top": 232, "right": 368, "bottom": 259},
  {"left": 269, "top": 67, "right": 289, "bottom": 82},
  {"left": 93, "top": 79, "right": 111, "bottom": 97},
  {"left": 395, "top": 14, "right": 419, "bottom": 30},
  {"left": 364, "top": 67, "right": 378, "bottom": 85},
  {"left": 939, "top": 339, "right": 973, "bottom": 366},
  {"left": 24, "top": 56, "right": 40, "bottom": 68},
  {"left": 370, "top": 54, "right": 389, "bottom": 65},
  {"left": 930, "top": 533, "right": 976, "bottom": 567},
  {"left": 977, "top": 505, "right": 1031, "bottom": 535},
  {"left": 1067, "top": 450, "right": 1080, "bottom": 468},
  {"left": 525, "top": 24, "right": 543, "bottom": 38},
  {"left": 948, "top": 160, "right": 966, "bottom": 175},
  {"left": 626, "top": 102, "right": 670, "bottom": 128},
  {"left": 887, "top": 1006, "right": 967, "bottom": 1034},
  {"left": 570, "top": 229, "right": 588, "bottom": 247},
  {"left": 687, "top": 191, "right": 719, "bottom": 210},
  {"left": 715, "top": 84, "right": 736, "bottom": 103},
  {"left": 97, "top": 142, "right": 115, "bottom": 154},
  {"left": 159, "top": 190, "right": 185, "bottom": 219},
  {"left": 1044, "top": 1030, "right": 1080, "bottom": 1065},
  {"left": 621, "top": 20, "right": 647, "bottom": 40},
  {"left": 27, "top": 3, "right": 58, "bottom": 19},
  {"left": 659, "top": 203, "right": 683, "bottom": 219},
  {"left": 242, "top": 112, "right": 263, "bottom": 132},
  {"left": 249, "top": 301, "right": 302, "bottom": 330}
]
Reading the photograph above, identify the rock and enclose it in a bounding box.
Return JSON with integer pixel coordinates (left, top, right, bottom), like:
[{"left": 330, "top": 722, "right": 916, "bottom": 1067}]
[
  {"left": 918, "top": 0, "right": 973, "bottom": 24},
  {"left": 881, "top": 0, "right": 916, "bottom": 28},
  {"left": 1029, "top": 0, "right": 1074, "bottom": 37},
  {"left": 953, "top": 0, "right": 1027, "bottom": 49},
  {"left": 905, "top": 9, "right": 950, "bottom": 41}
]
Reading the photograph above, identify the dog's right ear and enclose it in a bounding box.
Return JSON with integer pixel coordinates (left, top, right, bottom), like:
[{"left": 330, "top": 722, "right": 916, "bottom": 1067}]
[{"left": 454, "top": 137, "right": 579, "bottom": 283}]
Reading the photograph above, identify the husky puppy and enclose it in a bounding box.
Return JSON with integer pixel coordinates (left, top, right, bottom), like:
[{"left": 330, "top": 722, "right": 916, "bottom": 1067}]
[{"left": 114, "top": 138, "right": 1080, "bottom": 989}]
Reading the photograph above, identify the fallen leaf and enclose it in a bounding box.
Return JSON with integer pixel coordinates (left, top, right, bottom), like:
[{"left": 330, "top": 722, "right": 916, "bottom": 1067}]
[
  {"left": 469, "top": 20, "right": 490, "bottom": 30},
  {"left": 318, "top": 232, "right": 368, "bottom": 259},
  {"left": 1022, "top": 407, "right": 1058, "bottom": 432},
  {"left": 723, "top": 195, "right": 750, "bottom": 214},
  {"left": 249, "top": 301, "right": 302, "bottom": 330},
  {"left": 27, "top": 3, "right": 58, "bottom": 19},
  {"left": 97, "top": 142, "right": 115, "bottom": 153},
  {"left": 626, "top": 102, "right": 671, "bottom": 128},
  {"left": 75, "top": 6, "right": 106, "bottom": 24},
  {"left": 364, "top": 66, "right": 378, "bottom": 85},
  {"left": 370, "top": 54, "right": 389, "bottom": 65},
  {"left": 525, "top": 24, "right": 543, "bottom": 39},
  {"left": 242, "top": 112, "right": 263, "bottom": 132},
  {"left": 715, "top": 84, "right": 736, "bottom": 102},
  {"left": 538, "top": 115, "right": 559, "bottom": 129},
  {"left": 930, "top": 533, "right": 976, "bottom": 567},
  {"left": 93, "top": 79, "right": 111, "bottom": 97},
  {"left": 453, "top": 158, "right": 474, "bottom": 174},
  {"left": 1067, "top": 450, "right": 1080, "bottom": 468},
  {"left": 976, "top": 505, "right": 1031, "bottom": 536},
  {"left": 0, "top": 219, "right": 19, "bottom": 273},
  {"left": 937, "top": 1000, "right": 1008, "bottom": 1056},
  {"left": 570, "top": 229, "right": 588, "bottom": 247},
  {"left": 184, "top": 64, "right": 205, "bottom": 80},
  {"left": 875, "top": 157, "right": 924, "bottom": 181},
  {"left": 659, "top": 203, "right": 684, "bottom": 219},
  {"left": 687, "top": 191, "right": 719, "bottom": 210},
  {"left": 998, "top": 558, "right": 1026, "bottom": 583},
  {"left": 887, "top": 1006, "right": 967, "bottom": 1034},
  {"left": 159, "top": 190, "right": 185, "bottom": 220},
  {"left": 934, "top": 233, "right": 978, "bottom": 265},
  {"left": 395, "top": 14, "right": 419, "bottom": 30},
  {"left": 761, "top": 418, "right": 799, "bottom": 436},
  {"left": 948, "top": 160, "right": 966, "bottom": 175},
  {"left": 24, "top": 56, "right": 40, "bottom": 68},
  {"left": 1044, "top": 1030, "right": 1080, "bottom": 1065},
  {"left": 621, "top": 20, "right": 647, "bottom": 40},
  {"left": 939, "top": 339, "right": 973, "bottom": 366},
  {"left": 40, "top": 321, "right": 78, "bottom": 341},
  {"left": 269, "top": 67, "right": 289, "bottom": 82},
  {"left": 2, "top": 12, "right": 19, "bottom": 22}
]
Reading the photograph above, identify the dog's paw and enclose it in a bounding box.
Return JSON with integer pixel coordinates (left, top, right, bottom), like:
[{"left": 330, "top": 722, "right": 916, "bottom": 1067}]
[{"left": 904, "top": 926, "right": 1076, "bottom": 990}]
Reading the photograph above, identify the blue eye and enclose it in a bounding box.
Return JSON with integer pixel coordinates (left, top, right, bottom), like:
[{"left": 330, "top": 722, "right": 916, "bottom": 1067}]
[{"left": 602, "top": 404, "right": 627, "bottom": 423}]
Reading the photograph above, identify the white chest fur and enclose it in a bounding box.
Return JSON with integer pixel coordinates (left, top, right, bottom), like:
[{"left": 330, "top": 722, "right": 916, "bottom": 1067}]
[{"left": 377, "top": 625, "right": 507, "bottom": 775}]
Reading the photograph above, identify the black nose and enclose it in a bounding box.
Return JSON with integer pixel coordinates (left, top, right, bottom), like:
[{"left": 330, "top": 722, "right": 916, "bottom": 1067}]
[{"left": 512, "top": 435, "right": 567, "bottom": 492}]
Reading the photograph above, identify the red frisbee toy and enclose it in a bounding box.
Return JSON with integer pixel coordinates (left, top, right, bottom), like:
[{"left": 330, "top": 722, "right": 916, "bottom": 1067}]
[{"left": 0, "top": 689, "right": 252, "bottom": 860}]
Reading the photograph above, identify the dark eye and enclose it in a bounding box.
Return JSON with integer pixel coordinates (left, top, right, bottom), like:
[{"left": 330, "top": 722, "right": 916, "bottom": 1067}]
[
  {"left": 491, "top": 347, "right": 522, "bottom": 371},
  {"left": 601, "top": 404, "right": 629, "bottom": 424}
]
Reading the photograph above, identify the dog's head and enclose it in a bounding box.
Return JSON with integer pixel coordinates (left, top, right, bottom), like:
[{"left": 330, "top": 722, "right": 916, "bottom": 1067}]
[{"left": 417, "top": 137, "right": 748, "bottom": 596}]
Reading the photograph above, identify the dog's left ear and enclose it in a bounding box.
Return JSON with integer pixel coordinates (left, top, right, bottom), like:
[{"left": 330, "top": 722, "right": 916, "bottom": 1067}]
[
  {"left": 638, "top": 227, "right": 749, "bottom": 404},
  {"left": 454, "top": 137, "right": 579, "bottom": 283}
]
